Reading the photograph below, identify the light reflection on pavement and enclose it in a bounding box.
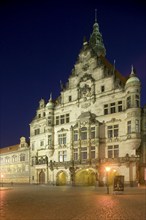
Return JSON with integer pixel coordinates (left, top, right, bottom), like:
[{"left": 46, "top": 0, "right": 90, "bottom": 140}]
[{"left": 0, "top": 185, "right": 145, "bottom": 220}]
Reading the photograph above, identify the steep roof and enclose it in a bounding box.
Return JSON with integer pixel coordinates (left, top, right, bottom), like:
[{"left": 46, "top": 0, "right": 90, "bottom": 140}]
[{"left": 0, "top": 144, "right": 19, "bottom": 154}]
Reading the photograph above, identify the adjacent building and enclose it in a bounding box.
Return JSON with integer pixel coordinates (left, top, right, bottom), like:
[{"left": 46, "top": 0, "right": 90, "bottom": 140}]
[
  {"left": 0, "top": 18, "right": 146, "bottom": 186},
  {"left": 0, "top": 137, "right": 30, "bottom": 183}
]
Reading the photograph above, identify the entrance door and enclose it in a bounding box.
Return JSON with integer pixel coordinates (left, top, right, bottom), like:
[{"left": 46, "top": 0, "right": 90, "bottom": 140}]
[{"left": 39, "top": 170, "right": 45, "bottom": 184}]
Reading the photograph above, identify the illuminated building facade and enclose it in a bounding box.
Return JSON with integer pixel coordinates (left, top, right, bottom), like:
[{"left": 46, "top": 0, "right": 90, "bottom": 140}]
[
  {"left": 29, "top": 19, "right": 146, "bottom": 186},
  {"left": 0, "top": 19, "right": 146, "bottom": 186}
]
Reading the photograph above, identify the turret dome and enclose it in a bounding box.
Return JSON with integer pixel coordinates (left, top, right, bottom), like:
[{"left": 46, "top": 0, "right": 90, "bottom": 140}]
[
  {"left": 46, "top": 93, "right": 54, "bottom": 109},
  {"left": 126, "top": 66, "right": 140, "bottom": 86}
]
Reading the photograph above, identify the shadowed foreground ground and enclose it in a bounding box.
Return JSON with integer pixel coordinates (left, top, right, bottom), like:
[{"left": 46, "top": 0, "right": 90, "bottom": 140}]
[{"left": 0, "top": 185, "right": 146, "bottom": 220}]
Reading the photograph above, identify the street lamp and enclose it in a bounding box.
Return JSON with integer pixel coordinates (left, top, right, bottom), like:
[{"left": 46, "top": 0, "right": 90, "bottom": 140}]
[
  {"left": 105, "top": 166, "right": 111, "bottom": 194},
  {"left": 1, "top": 174, "right": 4, "bottom": 187}
]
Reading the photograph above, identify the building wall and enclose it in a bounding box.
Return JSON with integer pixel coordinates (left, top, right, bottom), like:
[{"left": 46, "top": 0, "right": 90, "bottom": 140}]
[
  {"left": 1, "top": 20, "right": 145, "bottom": 186},
  {"left": 0, "top": 137, "right": 30, "bottom": 184},
  {"left": 29, "top": 30, "right": 142, "bottom": 186}
]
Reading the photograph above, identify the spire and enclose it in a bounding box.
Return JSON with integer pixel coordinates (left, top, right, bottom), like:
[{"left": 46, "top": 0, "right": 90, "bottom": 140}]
[
  {"left": 89, "top": 11, "right": 106, "bottom": 57},
  {"left": 95, "top": 9, "right": 97, "bottom": 23},
  {"left": 49, "top": 93, "right": 52, "bottom": 102},
  {"left": 130, "top": 65, "right": 136, "bottom": 77},
  {"left": 113, "top": 59, "right": 116, "bottom": 73}
]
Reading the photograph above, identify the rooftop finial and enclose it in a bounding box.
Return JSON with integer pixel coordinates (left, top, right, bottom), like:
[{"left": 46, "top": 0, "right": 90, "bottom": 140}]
[
  {"left": 95, "top": 9, "right": 97, "bottom": 23},
  {"left": 49, "top": 93, "right": 52, "bottom": 101},
  {"left": 113, "top": 59, "right": 116, "bottom": 73},
  {"left": 130, "top": 65, "right": 135, "bottom": 77}
]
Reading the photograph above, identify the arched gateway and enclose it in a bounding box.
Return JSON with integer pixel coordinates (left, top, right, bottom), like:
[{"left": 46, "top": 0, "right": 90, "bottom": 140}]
[
  {"left": 75, "top": 169, "right": 96, "bottom": 186},
  {"left": 56, "top": 171, "right": 67, "bottom": 186}
]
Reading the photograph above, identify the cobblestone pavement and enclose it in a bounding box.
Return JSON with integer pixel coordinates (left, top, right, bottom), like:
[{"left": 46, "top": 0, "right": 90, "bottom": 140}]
[{"left": 0, "top": 185, "right": 146, "bottom": 220}]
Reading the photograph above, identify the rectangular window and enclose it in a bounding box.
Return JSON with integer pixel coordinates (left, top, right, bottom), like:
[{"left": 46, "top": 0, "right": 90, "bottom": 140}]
[
  {"left": 135, "top": 119, "right": 140, "bottom": 132},
  {"left": 48, "top": 116, "right": 52, "bottom": 125},
  {"left": 91, "top": 127, "right": 95, "bottom": 139},
  {"left": 60, "top": 115, "right": 65, "bottom": 124},
  {"left": 48, "top": 135, "right": 52, "bottom": 146},
  {"left": 40, "top": 140, "right": 44, "bottom": 146},
  {"left": 127, "top": 96, "right": 131, "bottom": 108},
  {"left": 74, "top": 130, "right": 78, "bottom": 141},
  {"left": 110, "top": 103, "right": 116, "bottom": 113},
  {"left": 118, "top": 101, "right": 122, "bottom": 112},
  {"left": 107, "top": 125, "right": 119, "bottom": 138},
  {"left": 104, "top": 104, "right": 108, "bottom": 115},
  {"left": 114, "top": 125, "right": 119, "bottom": 137},
  {"left": 69, "top": 96, "right": 72, "bottom": 102},
  {"left": 56, "top": 116, "right": 59, "bottom": 125},
  {"left": 20, "top": 154, "right": 25, "bottom": 162},
  {"left": 101, "top": 85, "right": 105, "bottom": 92},
  {"left": 66, "top": 114, "right": 70, "bottom": 123},
  {"left": 12, "top": 155, "right": 17, "bottom": 162},
  {"left": 135, "top": 95, "right": 140, "bottom": 107},
  {"left": 81, "top": 147, "right": 87, "bottom": 160},
  {"left": 114, "top": 145, "right": 119, "bottom": 157},
  {"left": 73, "top": 148, "right": 78, "bottom": 161},
  {"left": 108, "top": 146, "right": 113, "bottom": 158},
  {"left": 127, "top": 121, "right": 131, "bottom": 134},
  {"left": 58, "top": 134, "right": 66, "bottom": 145},
  {"left": 34, "top": 128, "right": 40, "bottom": 135},
  {"left": 32, "top": 142, "right": 35, "bottom": 151},
  {"left": 81, "top": 127, "right": 87, "bottom": 140},
  {"left": 108, "top": 145, "right": 119, "bottom": 158},
  {"left": 107, "top": 126, "right": 113, "bottom": 138},
  {"left": 59, "top": 151, "right": 67, "bottom": 162},
  {"left": 91, "top": 146, "right": 95, "bottom": 159}
]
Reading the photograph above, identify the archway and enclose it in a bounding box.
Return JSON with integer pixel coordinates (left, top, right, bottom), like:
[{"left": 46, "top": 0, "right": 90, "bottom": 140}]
[
  {"left": 39, "top": 170, "right": 45, "bottom": 184},
  {"left": 56, "top": 171, "right": 67, "bottom": 186},
  {"left": 75, "top": 169, "right": 96, "bottom": 186}
]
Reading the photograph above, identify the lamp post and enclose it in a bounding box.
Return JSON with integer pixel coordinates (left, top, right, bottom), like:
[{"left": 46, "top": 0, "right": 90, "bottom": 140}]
[
  {"left": 105, "top": 166, "right": 111, "bottom": 194},
  {"left": 1, "top": 174, "right": 4, "bottom": 187}
]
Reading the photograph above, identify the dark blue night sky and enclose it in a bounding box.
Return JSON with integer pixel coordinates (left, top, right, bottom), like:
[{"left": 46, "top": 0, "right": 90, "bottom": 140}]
[{"left": 0, "top": 1, "right": 146, "bottom": 147}]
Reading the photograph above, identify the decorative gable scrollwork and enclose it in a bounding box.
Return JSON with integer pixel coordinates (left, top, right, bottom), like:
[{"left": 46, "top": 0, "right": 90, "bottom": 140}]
[{"left": 78, "top": 74, "right": 95, "bottom": 104}]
